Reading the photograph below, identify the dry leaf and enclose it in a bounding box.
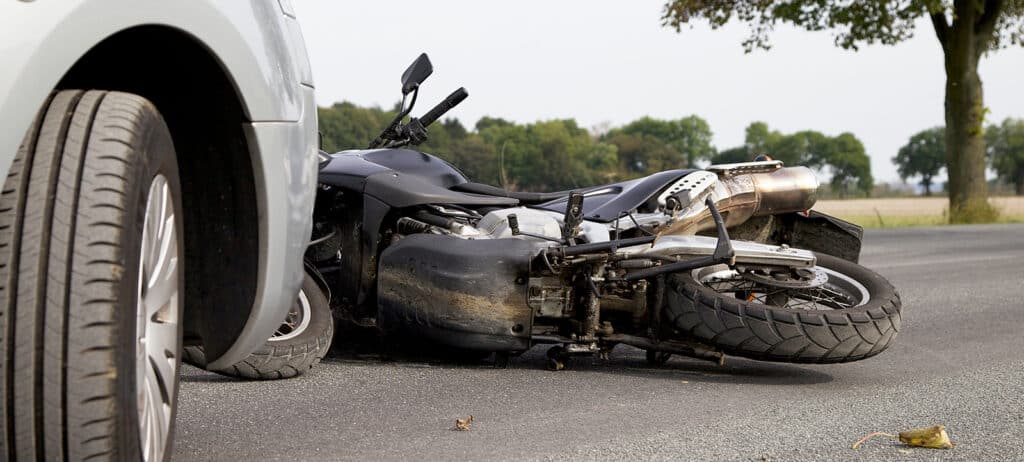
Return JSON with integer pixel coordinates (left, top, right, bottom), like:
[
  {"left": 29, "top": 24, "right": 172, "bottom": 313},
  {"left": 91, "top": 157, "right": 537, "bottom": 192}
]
[
  {"left": 852, "top": 424, "right": 956, "bottom": 450},
  {"left": 898, "top": 425, "right": 956, "bottom": 449},
  {"left": 454, "top": 415, "right": 473, "bottom": 431}
]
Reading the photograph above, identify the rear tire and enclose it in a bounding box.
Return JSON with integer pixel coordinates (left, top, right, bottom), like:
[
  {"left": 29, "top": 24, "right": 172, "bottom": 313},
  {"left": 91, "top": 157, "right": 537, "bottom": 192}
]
[
  {"left": 1, "top": 90, "right": 184, "bottom": 461},
  {"left": 664, "top": 253, "right": 901, "bottom": 363},
  {"left": 182, "top": 274, "right": 332, "bottom": 379}
]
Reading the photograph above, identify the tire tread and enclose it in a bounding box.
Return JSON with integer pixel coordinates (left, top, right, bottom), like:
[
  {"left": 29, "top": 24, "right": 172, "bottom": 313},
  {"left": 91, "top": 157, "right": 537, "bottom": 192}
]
[
  {"left": 1, "top": 90, "right": 182, "bottom": 461},
  {"left": 664, "top": 253, "right": 901, "bottom": 363},
  {"left": 182, "top": 276, "right": 333, "bottom": 380}
]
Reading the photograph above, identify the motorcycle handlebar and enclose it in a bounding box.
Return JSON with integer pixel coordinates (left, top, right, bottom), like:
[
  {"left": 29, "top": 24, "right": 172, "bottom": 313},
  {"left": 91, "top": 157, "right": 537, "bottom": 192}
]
[{"left": 419, "top": 87, "right": 468, "bottom": 128}]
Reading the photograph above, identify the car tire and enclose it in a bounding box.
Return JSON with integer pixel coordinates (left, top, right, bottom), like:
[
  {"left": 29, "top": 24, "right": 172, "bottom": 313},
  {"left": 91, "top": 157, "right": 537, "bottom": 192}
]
[
  {"left": 1, "top": 90, "right": 184, "bottom": 461},
  {"left": 182, "top": 273, "right": 332, "bottom": 380}
]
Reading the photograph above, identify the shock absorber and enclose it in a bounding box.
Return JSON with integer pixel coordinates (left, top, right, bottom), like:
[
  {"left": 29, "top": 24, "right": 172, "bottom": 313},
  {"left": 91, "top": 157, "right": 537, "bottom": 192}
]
[
  {"left": 583, "top": 276, "right": 600, "bottom": 342},
  {"left": 567, "top": 266, "right": 602, "bottom": 354}
]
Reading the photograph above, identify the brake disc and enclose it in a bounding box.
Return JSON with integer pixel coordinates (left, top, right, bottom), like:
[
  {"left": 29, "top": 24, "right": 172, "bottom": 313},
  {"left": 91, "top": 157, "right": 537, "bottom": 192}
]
[{"left": 740, "top": 266, "right": 829, "bottom": 289}]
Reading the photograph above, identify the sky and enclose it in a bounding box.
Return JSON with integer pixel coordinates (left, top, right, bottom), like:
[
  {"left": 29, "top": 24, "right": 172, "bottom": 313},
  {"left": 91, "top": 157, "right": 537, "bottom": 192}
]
[{"left": 293, "top": 1, "right": 1024, "bottom": 184}]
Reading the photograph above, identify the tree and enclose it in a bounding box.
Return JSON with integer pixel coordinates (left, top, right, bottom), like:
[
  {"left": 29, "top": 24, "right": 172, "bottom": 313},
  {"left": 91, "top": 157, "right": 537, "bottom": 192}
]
[
  {"left": 894, "top": 127, "right": 946, "bottom": 195},
  {"left": 717, "top": 122, "right": 873, "bottom": 196},
  {"left": 447, "top": 136, "right": 500, "bottom": 185},
  {"left": 605, "top": 133, "right": 682, "bottom": 175},
  {"left": 477, "top": 118, "right": 619, "bottom": 191},
  {"left": 709, "top": 122, "right": 782, "bottom": 163},
  {"left": 771, "top": 130, "right": 831, "bottom": 168},
  {"left": 824, "top": 133, "right": 874, "bottom": 197},
  {"left": 605, "top": 116, "right": 715, "bottom": 167},
  {"left": 986, "top": 118, "right": 1024, "bottom": 194},
  {"left": 662, "top": 1, "right": 1024, "bottom": 222},
  {"left": 744, "top": 121, "right": 783, "bottom": 155},
  {"left": 475, "top": 116, "right": 514, "bottom": 132},
  {"left": 317, "top": 102, "right": 394, "bottom": 151},
  {"left": 710, "top": 146, "right": 752, "bottom": 164}
]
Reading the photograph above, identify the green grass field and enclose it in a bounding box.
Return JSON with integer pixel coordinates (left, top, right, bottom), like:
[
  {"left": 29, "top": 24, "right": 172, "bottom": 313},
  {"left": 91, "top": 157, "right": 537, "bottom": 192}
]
[{"left": 813, "top": 197, "right": 1024, "bottom": 228}]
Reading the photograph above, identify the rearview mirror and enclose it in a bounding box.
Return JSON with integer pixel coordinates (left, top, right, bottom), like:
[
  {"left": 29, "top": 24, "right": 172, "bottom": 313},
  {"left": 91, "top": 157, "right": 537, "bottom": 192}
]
[{"left": 401, "top": 53, "right": 433, "bottom": 95}]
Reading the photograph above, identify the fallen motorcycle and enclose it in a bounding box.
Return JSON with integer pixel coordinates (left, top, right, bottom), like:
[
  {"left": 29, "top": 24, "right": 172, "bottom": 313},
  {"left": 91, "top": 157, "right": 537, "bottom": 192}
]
[{"left": 307, "top": 53, "right": 901, "bottom": 369}]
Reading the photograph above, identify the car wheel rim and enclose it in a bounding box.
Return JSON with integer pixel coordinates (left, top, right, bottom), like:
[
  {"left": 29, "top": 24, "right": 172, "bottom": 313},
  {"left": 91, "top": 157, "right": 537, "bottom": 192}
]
[
  {"left": 269, "top": 289, "right": 312, "bottom": 342},
  {"left": 135, "top": 174, "right": 180, "bottom": 462}
]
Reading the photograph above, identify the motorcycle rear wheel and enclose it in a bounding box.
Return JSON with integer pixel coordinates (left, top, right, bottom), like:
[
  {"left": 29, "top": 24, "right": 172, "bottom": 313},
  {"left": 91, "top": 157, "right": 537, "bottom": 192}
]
[{"left": 664, "top": 253, "right": 901, "bottom": 363}]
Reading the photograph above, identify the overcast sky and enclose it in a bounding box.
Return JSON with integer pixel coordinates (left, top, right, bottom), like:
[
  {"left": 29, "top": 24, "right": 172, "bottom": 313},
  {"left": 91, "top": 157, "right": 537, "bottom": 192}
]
[{"left": 293, "top": 1, "right": 1024, "bottom": 183}]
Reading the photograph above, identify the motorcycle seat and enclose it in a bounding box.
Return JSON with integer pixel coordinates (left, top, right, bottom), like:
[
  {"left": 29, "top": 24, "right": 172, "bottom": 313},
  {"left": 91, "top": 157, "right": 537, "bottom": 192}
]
[
  {"left": 449, "top": 182, "right": 572, "bottom": 204},
  {"left": 535, "top": 169, "right": 695, "bottom": 222}
]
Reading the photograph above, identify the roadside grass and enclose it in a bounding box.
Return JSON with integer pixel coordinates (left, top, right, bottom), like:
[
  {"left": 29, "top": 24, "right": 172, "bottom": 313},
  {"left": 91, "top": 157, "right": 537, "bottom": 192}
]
[
  {"left": 829, "top": 213, "right": 1024, "bottom": 228},
  {"left": 814, "top": 197, "right": 1024, "bottom": 229}
]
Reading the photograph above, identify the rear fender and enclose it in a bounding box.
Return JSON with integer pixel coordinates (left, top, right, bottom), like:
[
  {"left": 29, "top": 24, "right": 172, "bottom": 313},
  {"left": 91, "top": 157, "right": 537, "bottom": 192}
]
[{"left": 727, "top": 211, "right": 864, "bottom": 263}]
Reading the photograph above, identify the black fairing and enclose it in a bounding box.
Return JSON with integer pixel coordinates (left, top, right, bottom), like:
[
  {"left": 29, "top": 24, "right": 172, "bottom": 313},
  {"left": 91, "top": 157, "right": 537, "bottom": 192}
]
[
  {"left": 318, "top": 149, "right": 517, "bottom": 208},
  {"left": 361, "top": 148, "right": 470, "bottom": 188},
  {"left": 316, "top": 149, "right": 516, "bottom": 307},
  {"left": 537, "top": 169, "right": 695, "bottom": 222},
  {"left": 377, "top": 234, "right": 536, "bottom": 351}
]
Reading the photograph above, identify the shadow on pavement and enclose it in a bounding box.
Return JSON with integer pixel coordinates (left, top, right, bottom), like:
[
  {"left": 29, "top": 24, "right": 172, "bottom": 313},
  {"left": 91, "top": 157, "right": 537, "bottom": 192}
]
[
  {"left": 178, "top": 332, "right": 832, "bottom": 386},
  {"left": 321, "top": 341, "right": 834, "bottom": 386}
]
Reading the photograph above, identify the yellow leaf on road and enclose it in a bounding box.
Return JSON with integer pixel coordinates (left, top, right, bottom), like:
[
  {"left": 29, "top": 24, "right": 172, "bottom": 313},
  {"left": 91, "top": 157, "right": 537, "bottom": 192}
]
[
  {"left": 454, "top": 415, "right": 473, "bottom": 431},
  {"left": 899, "top": 425, "right": 955, "bottom": 449},
  {"left": 852, "top": 424, "right": 956, "bottom": 450}
]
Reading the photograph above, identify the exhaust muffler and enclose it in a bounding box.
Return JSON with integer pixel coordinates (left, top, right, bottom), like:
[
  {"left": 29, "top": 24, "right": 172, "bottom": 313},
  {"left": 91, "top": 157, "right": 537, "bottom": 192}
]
[{"left": 665, "top": 164, "right": 819, "bottom": 235}]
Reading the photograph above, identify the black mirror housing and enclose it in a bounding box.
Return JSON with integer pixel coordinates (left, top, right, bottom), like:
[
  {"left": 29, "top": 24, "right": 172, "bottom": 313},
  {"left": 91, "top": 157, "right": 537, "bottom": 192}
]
[{"left": 401, "top": 53, "right": 433, "bottom": 95}]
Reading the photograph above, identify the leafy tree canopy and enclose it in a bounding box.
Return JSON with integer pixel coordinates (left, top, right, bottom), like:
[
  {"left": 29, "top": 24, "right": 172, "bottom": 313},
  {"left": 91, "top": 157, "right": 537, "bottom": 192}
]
[
  {"left": 317, "top": 103, "right": 876, "bottom": 196},
  {"left": 662, "top": 0, "right": 1024, "bottom": 222},
  {"left": 604, "top": 115, "right": 716, "bottom": 168},
  {"left": 714, "top": 122, "right": 873, "bottom": 197},
  {"left": 317, "top": 102, "right": 395, "bottom": 152},
  {"left": 662, "top": 1, "right": 1024, "bottom": 53},
  {"left": 894, "top": 127, "right": 946, "bottom": 195},
  {"left": 986, "top": 118, "right": 1024, "bottom": 194}
]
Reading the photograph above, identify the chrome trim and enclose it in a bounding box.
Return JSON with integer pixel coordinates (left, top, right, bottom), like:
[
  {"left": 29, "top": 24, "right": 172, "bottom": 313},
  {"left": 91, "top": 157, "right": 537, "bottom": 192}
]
[
  {"left": 269, "top": 289, "right": 311, "bottom": 342},
  {"left": 616, "top": 235, "right": 816, "bottom": 268},
  {"left": 706, "top": 160, "right": 784, "bottom": 176},
  {"left": 655, "top": 170, "right": 717, "bottom": 209},
  {"left": 660, "top": 166, "right": 819, "bottom": 235}
]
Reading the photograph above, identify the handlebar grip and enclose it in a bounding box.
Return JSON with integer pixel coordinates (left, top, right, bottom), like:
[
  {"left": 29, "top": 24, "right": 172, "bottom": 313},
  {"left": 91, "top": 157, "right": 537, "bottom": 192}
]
[{"left": 419, "top": 87, "right": 468, "bottom": 127}]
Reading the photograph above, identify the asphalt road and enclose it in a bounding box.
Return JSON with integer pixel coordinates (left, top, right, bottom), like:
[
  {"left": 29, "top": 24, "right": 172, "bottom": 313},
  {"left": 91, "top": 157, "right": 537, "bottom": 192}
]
[{"left": 174, "top": 224, "right": 1024, "bottom": 461}]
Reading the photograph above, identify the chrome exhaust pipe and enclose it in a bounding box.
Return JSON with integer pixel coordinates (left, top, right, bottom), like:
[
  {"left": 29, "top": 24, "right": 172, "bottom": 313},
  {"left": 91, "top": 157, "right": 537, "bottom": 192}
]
[
  {"left": 663, "top": 166, "right": 819, "bottom": 235},
  {"left": 748, "top": 166, "right": 819, "bottom": 215}
]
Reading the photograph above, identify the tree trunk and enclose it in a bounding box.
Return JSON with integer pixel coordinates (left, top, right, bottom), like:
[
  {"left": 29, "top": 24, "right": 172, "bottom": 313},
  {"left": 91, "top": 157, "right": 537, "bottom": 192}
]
[
  {"left": 922, "top": 177, "right": 932, "bottom": 196},
  {"left": 939, "top": 1, "right": 1000, "bottom": 223},
  {"left": 1016, "top": 167, "right": 1024, "bottom": 196}
]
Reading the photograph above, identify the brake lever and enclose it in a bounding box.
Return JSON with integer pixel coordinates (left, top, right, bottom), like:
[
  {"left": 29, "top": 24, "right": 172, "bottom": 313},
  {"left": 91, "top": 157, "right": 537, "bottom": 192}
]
[{"left": 402, "top": 118, "right": 429, "bottom": 146}]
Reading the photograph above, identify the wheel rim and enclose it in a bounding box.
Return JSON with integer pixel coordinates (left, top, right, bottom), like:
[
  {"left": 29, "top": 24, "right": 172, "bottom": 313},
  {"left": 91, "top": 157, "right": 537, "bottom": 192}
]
[
  {"left": 135, "top": 174, "right": 180, "bottom": 462},
  {"left": 269, "top": 289, "right": 312, "bottom": 342},
  {"left": 695, "top": 264, "right": 871, "bottom": 310}
]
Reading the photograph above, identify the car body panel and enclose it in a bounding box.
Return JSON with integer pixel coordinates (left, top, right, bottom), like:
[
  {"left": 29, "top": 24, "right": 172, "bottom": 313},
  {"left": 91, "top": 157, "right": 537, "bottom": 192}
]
[{"left": 222, "top": 87, "right": 318, "bottom": 369}]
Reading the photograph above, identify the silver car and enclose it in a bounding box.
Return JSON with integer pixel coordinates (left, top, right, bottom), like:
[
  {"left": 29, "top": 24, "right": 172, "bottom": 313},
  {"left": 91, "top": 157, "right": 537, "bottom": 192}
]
[{"left": 0, "top": 1, "right": 319, "bottom": 460}]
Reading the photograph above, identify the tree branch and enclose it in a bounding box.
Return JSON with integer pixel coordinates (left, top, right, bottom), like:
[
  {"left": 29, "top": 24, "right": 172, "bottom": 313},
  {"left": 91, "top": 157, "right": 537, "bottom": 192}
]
[
  {"left": 974, "top": 0, "right": 1003, "bottom": 51},
  {"left": 930, "top": 8, "right": 951, "bottom": 49}
]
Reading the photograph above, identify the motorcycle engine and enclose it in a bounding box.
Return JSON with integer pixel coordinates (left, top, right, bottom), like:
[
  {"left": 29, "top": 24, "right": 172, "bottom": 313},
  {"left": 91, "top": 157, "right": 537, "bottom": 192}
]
[{"left": 477, "top": 207, "right": 562, "bottom": 240}]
